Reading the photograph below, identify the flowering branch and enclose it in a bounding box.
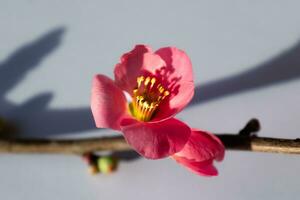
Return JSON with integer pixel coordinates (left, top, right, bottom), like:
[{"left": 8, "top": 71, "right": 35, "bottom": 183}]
[{"left": 0, "top": 119, "right": 299, "bottom": 155}]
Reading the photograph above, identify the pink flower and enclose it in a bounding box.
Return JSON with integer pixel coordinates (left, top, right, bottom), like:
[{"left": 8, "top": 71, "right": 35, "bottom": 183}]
[
  {"left": 91, "top": 45, "right": 194, "bottom": 159},
  {"left": 91, "top": 44, "right": 225, "bottom": 176},
  {"left": 172, "top": 129, "right": 225, "bottom": 176}
]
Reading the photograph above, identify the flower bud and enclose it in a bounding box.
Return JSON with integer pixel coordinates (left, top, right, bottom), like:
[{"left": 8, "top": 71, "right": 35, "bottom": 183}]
[{"left": 97, "top": 156, "right": 118, "bottom": 174}]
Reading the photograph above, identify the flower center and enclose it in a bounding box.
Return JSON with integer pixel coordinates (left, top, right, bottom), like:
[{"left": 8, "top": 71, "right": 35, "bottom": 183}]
[{"left": 130, "top": 76, "right": 170, "bottom": 121}]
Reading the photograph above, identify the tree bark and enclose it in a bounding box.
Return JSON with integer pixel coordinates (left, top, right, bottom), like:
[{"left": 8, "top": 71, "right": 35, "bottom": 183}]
[{"left": 0, "top": 135, "right": 299, "bottom": 155}]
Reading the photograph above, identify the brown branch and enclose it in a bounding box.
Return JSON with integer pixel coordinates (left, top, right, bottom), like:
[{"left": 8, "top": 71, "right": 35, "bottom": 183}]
[
  {"left": 0, "top": 135, "right": 299, "bottom": 155},
  {"left": 0, "top": 136, "right": 130, "bottom": 154},
  {"left": 0, "top": 119, "right": 299, "bottom": 155},
  {"left": 217, "top": 135, "right": 300, "bottom": 154}
]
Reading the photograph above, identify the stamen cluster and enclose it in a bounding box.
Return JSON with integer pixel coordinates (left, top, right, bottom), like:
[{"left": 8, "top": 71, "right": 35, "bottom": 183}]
[{"left": 131, "top": 76, "right": 169, "bottom": 121}]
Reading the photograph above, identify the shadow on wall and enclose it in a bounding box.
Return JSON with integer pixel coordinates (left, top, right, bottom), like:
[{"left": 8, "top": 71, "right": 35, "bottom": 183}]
[
  {"left": 190, "top": 41, "right": 300, "bottom": 106},
  {"left": 1, "top": 28, "right": 300, "bottom": 138},
  {"left": 0, "top": 27, "right": 96, "bottom": 138}
]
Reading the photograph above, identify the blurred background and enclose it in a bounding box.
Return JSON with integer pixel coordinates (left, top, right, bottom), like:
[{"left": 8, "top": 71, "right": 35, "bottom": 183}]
[{"left": 0, "top": 1, "right": 300, "bottom": 199}]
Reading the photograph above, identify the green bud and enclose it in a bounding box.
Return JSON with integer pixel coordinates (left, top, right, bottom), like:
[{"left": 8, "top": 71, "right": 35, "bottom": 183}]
[{"left": 97, "top": 156, "right": 118, "bottom": 174}]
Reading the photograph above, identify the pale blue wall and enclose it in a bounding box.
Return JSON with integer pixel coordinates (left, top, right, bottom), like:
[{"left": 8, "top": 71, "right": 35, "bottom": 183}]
[{"left": 0, "top": 1, "right": 300, "bottom": 199}]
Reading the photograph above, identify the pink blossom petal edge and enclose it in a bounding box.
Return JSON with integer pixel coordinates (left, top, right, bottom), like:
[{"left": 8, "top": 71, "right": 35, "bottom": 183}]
[
  {"left": 120, "top": 118, "right": 192, "bottom": 159},
  {"left": 175, "top": 129, "right": 225, "bottom": 162},
  {"left": 172, "top": 156, "right": 218, "bottom": 176},
  {"left": 172, "top": 129, "right": 225, "bottom": 176},
  {"left": 91, "top": 74, "right": 128, "bottom": 130}
]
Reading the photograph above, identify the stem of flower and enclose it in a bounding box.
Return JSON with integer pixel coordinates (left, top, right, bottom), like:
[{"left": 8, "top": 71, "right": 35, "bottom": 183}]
[{"left": 0, "top": 119, "right": 299, "bottom": 155}]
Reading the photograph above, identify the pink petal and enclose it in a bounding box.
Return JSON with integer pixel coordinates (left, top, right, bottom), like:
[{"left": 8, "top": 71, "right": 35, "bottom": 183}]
[
  {"left": 91, "top": 74, "right": 128, "bottom": 130},
  {"left": 120, "top": 118, "right": 191, "bottom": 159},
  {"left": 153, "top": 81, "right": 194, "bottom": 121},
  {"left": 175, "top": 129, "right": 225, "bottom": 162},
  {"left": 114, "top": 45, "right": 166, "bottom": 94},
  {"left": 172, "top": 156, "right": 218, "bottom": 176},
  {"left": 153, "top": 47, "right": 194, "bottom": 120}
]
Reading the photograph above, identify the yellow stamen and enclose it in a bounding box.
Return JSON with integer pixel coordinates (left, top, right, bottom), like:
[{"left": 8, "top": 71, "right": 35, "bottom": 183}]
[
  {"left": 131, "top": 75, "right": 170, "bottom": 121},
  {"left": 137, "top": 76, "right": 144, "bottom": 87},
  {"left": 163, "top": 91, "right": 170, "bottom": 98},
  {"left": 150, "top": 77, "right": 156, "bottom": 88},
  {"left": 144, "top": 77, "right": 151, "bottom": 86},
  {"left": 158, "top": 86, "right": 164, "bottom": 93}
]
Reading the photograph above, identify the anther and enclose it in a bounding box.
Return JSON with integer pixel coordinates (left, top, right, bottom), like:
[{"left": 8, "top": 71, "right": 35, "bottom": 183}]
[
  {"left": 144, "top": 77, "right": 151, "bottom": 86},
  {"left": 150, "top": 77, "right": 156, "bottom": 88}
]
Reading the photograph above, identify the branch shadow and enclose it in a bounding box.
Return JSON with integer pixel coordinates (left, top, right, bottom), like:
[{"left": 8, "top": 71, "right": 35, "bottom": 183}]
[
  {"left": 0, "top": 27, "right": 97, "bottom": 138},
  {"left": 189, "top": 40, "right": 300, "bottom": 106}
]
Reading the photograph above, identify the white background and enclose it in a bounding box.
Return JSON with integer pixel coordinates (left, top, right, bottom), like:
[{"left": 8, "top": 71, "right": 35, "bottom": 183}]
[{"left": 0, "top": 1, "right": 300, "bottom": 199}]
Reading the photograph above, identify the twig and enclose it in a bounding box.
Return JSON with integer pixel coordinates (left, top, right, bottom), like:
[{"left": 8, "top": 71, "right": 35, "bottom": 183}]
[{"left": 0, "top": 119, "right": 299, "bottom": 155}]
